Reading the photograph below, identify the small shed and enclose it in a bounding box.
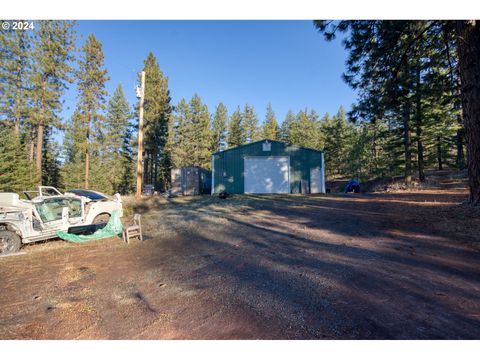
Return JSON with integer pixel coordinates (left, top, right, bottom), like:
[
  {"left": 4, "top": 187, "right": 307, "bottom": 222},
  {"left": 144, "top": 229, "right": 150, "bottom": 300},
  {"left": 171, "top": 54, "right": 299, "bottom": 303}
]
[
  {"left": 212, "top": 139, "right": 325, "bottom": 194},
  {"left": 171, "top": 166, "right": 212, "bottom": 196}
]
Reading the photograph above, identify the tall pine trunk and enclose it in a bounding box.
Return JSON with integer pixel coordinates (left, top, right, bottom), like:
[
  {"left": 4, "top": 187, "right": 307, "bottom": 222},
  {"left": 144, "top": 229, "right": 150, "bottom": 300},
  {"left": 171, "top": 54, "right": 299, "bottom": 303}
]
[
  {"left": 416, "top": 126, "right": 425, "bottom": 181},
  {"left": 372, "top": 121, "right": 378, "bottom": 176},
  {"left": 151, "top": 152, "right": 155, "bottom": 186},
  {"left": 14, "top": 62, "right": 22, "bottom": 136},
  {"left": 456, "top": 20, "right": 480, "bottom": 205},
  {"left": 14, "top": 120, "right": 20, "bottom": 137},
  {"left": 85, "top": 115, "right": 90, "bottom": 189},
  {"left": 456, "top": 124, "right": 465, "bottom": 169},
  {"left": 415, "top": 62, "right": 425, "bottom": 182},
  {"left": 445, "top": 27, "right": 466, "bottom": 171},
  {"left": 148, "top": 152, "right": 152, "bottom": 185},
  {"left": 29, "top": 128, "right": 35, "bottom": 162},
  {"left": 403, "top": 102, "right": 412, "bottom": 184},
  {"left": 437, "top": 136, "right": 443, "bottom": 170},
  {"left": 144, "top": 151, "right": 149, "bottom": 185},
  {"left": 36, "top": 80, "right": 48, "bottom": 185},
  {"left": 154, "top": 151, "right": 158, "bottom": 190},
  {"left": 35, "top": 123, "right": 44, "bottom": 185}
]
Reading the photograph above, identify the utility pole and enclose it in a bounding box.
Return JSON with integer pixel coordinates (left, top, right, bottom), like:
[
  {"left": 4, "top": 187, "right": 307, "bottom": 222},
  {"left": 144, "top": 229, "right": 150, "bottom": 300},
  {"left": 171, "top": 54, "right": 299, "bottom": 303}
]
[{"left": 136, "top": 71, "right": 146, "bottom": 200}]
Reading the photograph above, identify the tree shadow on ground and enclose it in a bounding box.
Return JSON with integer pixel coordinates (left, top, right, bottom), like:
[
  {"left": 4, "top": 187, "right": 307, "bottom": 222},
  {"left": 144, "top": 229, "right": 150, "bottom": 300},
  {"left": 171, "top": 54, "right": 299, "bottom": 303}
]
[{"left": 137, "top": 192, "right": 480, "bottom": 339}]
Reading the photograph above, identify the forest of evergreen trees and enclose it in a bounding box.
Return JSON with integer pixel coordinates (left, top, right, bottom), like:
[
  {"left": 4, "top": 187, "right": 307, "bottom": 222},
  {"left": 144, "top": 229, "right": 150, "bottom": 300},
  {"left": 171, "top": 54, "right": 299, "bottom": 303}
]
[
  {"left": 315, "top": 20, "right": 480, "bottom": 205},
  {"left": 0, "top": 20, "right": 477, "bottom": 201}
]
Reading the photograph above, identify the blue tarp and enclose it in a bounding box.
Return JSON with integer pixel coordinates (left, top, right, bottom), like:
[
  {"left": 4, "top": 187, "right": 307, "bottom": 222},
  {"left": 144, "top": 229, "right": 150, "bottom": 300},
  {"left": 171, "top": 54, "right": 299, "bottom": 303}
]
[{"left": 345, "top": 180, "right": 360, "bottom": 193}]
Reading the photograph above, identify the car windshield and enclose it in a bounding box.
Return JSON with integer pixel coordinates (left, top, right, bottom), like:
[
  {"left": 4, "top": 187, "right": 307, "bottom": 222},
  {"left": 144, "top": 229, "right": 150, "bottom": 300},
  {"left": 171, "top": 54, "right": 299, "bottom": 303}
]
[
  {"left": 35, "top": 197, "right": 82, "bottom": 223},
  {"left": 67, "top": 189, "right": 108, "bottom": 201},
  {"left": 40, "top": 187, "right": 63, "bottom": 197}
]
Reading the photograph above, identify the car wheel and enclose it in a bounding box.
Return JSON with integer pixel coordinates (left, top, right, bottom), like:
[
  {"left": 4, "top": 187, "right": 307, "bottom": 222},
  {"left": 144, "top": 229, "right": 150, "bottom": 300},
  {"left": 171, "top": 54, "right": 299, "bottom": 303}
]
[
  {"left": 0, "top": 230, "right": 22, "bottom": 255},
  {"left": 93, "top": 213, "right": 111, "bottom": 228}
]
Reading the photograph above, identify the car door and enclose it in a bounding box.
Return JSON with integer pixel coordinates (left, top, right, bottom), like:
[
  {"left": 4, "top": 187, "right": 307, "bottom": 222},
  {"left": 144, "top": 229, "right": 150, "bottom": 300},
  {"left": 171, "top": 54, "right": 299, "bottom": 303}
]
[{"left": 34, "top": 197, "right": 84, "bottom": 230}]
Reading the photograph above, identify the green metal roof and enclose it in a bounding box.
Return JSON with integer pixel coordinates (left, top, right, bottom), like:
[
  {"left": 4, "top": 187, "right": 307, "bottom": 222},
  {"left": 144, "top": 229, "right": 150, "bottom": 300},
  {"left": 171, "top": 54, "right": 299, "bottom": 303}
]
[{"left": 213, "top": 139, "right": 324, "bottom": 156}]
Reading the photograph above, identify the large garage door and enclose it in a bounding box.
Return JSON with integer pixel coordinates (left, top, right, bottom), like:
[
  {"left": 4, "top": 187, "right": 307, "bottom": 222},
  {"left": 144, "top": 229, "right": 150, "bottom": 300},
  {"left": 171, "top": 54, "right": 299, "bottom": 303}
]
[{"left": 244, "top": 156, "right": 290, "bottom": 194}]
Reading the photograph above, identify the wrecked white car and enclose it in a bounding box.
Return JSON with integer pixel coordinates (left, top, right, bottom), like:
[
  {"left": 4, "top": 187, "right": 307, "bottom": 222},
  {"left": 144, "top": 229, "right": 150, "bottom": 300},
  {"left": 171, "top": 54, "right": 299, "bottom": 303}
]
[{"left": 0, "top": 186, "right": 123, "bottom": 255}]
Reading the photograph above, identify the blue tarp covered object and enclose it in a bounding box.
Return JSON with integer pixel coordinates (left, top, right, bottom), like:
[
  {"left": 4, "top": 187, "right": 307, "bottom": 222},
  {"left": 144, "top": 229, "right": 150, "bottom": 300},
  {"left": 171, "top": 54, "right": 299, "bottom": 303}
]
[{"left": 345, "top": 180, "right": 361, "bottom": 193}]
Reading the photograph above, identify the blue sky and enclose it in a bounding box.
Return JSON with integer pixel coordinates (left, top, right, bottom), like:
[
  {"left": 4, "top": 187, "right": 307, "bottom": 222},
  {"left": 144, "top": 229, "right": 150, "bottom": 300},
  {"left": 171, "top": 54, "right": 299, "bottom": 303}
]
[{"left": 60, "top": 20, "right": 356, "bottom": 140}]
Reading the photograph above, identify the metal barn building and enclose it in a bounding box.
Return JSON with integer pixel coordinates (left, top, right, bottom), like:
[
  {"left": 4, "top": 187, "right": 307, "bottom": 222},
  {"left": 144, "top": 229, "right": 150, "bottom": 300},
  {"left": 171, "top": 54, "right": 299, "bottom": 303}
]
[{"left": 211, "top": 140, "right": 325, "bottom": 194}]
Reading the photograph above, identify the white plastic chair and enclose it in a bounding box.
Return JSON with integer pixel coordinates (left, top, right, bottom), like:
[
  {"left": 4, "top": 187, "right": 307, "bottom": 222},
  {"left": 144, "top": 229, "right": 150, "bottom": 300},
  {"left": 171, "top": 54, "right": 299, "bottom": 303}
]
[{"left": 122, "top": 213, "right": 143, "bottom": 243}]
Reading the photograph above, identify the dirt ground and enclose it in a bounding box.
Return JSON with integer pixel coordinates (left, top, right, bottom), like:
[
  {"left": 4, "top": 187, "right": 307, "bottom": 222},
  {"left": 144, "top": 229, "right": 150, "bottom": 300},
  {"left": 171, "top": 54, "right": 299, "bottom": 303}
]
[{"left": 1, "top": 171, "right": 480, "bottom": 339}]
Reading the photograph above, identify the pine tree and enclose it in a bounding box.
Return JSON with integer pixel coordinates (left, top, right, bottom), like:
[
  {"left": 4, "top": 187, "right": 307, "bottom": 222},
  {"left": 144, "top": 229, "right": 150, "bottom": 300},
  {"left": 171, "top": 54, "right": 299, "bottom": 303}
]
[
  {"left": 281, "top": 108, "right": 322, "bottom": 150},
  {"left": 456, "top": 21, "right": 480, "bottom": 205},
  {"left": 344, "top": 125, "right": 366, "bottom": 180},
  {"left": 170, "top": 98, "right": 190, "bottom": 168},
  {"left": 75, "top": 33, "right": 109, "bottom": 189},
  {"left": 62, "top": 111, "right": 87, "bottom": 190},
  {"left": 105, "top": 85, "right": 130, "bottom": 154},
  {"left": 243, "top": 104, "right": 260, "bottom": 143},
  {"left": 189, "top": 94, "right": 212, "bottom": 169},
  {"left": 0, "top": 126, "right": 36, "bottom": 192},
  {"left": 211, "top": 102, "right": 228, "bottom": 152},
  {"left": 141, "top": 53, "right": 173, "bottom": 190},
  {"left": 0, "top": 24, "right": 32, "bottom": 136},
  {"left": 262, "top": 103, "right": 280, "bottom": 140},
  {"left": 307, "top": 109, "right": 324, "bottom": 149},
  {"left": 284, "top": 112, "right": 301, "bottom": 145},
  {"left": 343, "top": 121, "right": 391, "bottom": 180},
  {"left": 227, "top": 106, "right": 245, "bottom": 148},
  {"left": 169, "top": 95, "right": 212, "bottom": 169},
  {"left": 30, "top": 20, "right": 76, "bottom": 184},
  {"left": 118, "top": 122, "right": 135, "bottom": 194},
  {"left": 320, "top": 107, "right": 354, "bottom": 178},
  {"left": 314, "top": 20, "right": 480, "bottom": 204},
  {"left": 41, "top": 128, "right": 62, "bottom": 188},
  {"left": 280, "top": 110, "right": 296, "bottom": 142},
  {"left": 105, "top": 84, "right": 134, "bottom": 194},
  {"left": 63, "top": 110, "right": 84, "bottom": 164}
]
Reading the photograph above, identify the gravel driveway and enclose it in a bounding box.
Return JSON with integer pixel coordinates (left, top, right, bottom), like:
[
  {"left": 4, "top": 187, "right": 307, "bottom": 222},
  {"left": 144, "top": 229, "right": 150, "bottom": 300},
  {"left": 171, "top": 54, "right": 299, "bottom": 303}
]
[{"left": 1, "top": 188, "right": 480, "bottom": 339}]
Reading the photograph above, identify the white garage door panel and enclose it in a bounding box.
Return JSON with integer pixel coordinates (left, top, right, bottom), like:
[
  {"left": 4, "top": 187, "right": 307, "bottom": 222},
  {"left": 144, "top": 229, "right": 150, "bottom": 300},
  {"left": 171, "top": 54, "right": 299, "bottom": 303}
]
[{"left": 244, "top": 157, "right": 290, "bottom": 193}]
